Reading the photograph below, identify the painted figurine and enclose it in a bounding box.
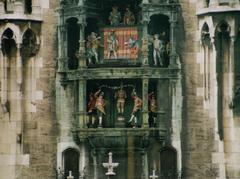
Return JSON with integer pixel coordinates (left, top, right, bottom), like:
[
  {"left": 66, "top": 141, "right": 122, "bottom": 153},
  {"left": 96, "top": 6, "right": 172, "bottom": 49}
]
[
  {"left": 115, "top": 83, "right": 127, "bottom": 115},
  {"left": 87, "top": 92, "right": 96, "bottom": 127},
  {"left": 123, "top": 6, "right": 135, "bottom": 25},
  {"left": 86, "top": 32, "right": 102, "bottom": 64},
  {"left": 148, "top": 92, "right": 157, "bottom": 127},
  {"left": 94, "top": 89, "right": 106, "bottom": 128},
  {"left": 109, "top": 6, "right": 121, "bottom": 26},
  {"left": 128, "top": 90, "right": 142, "bottom": 127},
  {"left": 107, "top": 30, "right": 119, "bottom": 59},
  {"left": 152, "top": 34, "right": 165, "bottom": 66}
]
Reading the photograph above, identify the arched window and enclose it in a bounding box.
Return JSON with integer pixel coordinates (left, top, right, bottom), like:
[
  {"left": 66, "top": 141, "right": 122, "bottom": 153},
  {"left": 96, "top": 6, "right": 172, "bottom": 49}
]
[
  {"left": 201, "top": 23, "right": 211, "bottom": 100},
  {"left": 67, "top": 17, "right": 80, "bottom": 70},
  {"left": 2, "top": 28, "right": 16, "bottom": 57},
  {"left": 21, "top": 29, "right": 38, "bottom": 60},
  {"left": 25, "top": 0, "right": 32, "bottom": 14},
  {"left": 63, "top": 148, "right": 80, "bottom": 179},
  {"left": 160, "top": 147, "right": 177, "bottom": 179}
]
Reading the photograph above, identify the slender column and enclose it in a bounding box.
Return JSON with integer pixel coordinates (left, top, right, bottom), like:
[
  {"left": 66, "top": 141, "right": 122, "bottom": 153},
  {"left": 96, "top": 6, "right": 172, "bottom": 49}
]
[
  {"left": 229, "top": 36, "right": 235, "bottom": 107},
  {"left": 0, "top": 0, "right": 4, "bottom": 14},
  {"left": 57, "top": 9, "right": 68, "bottom": 71},
  {"left": 78, "top": 79, "right": 87, "bottom": 128},
  {"left": 32, "top": 0, "right": 41, "bottom": 14},
  {"left": 142, "top": 78, "right": 149, "bottom": 128},
  {"left": 16, "top": 43, "right": 23, "bottom": 87},
  {"left": 14, "top": 0, "right": 24, "bottom": 14},
  {"left": 91, "top": 150, "right": 97, "bottom": 179},
  {"left": 209, "top": 0, "right": 219, "bottom": 7},
  {"left": 170, "top": 78, "right": 183, "bottom": 174},
  {"left": 169, "top": 12, "right": 179, "bottom": 68},
  {"left": 79, "top": 144, "right": 87, "bottom": 179},
  {"left": 141, "top": 150, "right": 149, "bottom": 179},
  {"left": 0, "top": 44, "right": 7, "bottom": 106},
  {"left": 78, "top": 15, "right": 87, "bottom": 68},
  {"left": 141, "top": 5, "right": 150, "bottom": 66}
]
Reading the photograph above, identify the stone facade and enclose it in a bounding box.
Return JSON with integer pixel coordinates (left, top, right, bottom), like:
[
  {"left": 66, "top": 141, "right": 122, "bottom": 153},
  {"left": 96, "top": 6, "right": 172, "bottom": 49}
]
[{"left": 0, "top": 0, "right": 240, "bottom": 179}]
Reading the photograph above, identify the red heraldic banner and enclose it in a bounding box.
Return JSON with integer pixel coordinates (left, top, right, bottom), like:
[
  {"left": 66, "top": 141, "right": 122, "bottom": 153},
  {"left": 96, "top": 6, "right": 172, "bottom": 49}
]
[{"left": 103, "top": 27, "right": 139, "bottom": 60}]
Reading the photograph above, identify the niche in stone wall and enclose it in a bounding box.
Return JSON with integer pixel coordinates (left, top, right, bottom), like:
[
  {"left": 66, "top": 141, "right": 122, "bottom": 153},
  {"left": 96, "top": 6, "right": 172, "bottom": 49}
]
[
  {"left": 21, "top": 28, "right": 38, "bottom": 112},
  {"left": 63, "top": 148, "right": 80, "bottom": 179},
  {"left": 25, "top": 0, "right": 32, "bottom": 14},
  {"left": 215, "top": 21, "right": 230, "bottom": 140},
  {"left": 1, "top": 28, "right": 17, "bottom": 113},
  {"left": 201, "top": 23, "right": 211, "bottom": 100},
  {"left": 148, "top": 14, "right": 170, "bottom": 67},
  {"left": 160, "top": 147, "right": 177, "bottom": 179},
  {"left": 67, "top": 17, "right": 80, "bottom": 70}
]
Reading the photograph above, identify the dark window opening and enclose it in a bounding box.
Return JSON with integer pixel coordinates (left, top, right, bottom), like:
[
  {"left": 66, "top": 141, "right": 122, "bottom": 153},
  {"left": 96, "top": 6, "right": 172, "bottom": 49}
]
[
  {"left": 67, "top": 18, "right": 80, "bottom": 70},
  {"left": 1, "top": 28, "right": 16, "bottom": 57},
  {"left": 63, "top": 149, "right": 79, "bottom": 179},
  {"left": 160, "top": 147, "right": 177, "bottom": 179},
  {"left": 25, "top": 0, "right": 32, "bottom": 14}
]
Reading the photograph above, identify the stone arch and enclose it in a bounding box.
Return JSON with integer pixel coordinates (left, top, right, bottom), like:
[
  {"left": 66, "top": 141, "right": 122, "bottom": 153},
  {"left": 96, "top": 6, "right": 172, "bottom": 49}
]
[
  {"left": 21, "top": 27, "right": 40, "bottom": 45},
  {"left": 160, "top": 146, "right": 178, "bottom": 179},
  {"left": 201, "top": 22, "right": 211, "bottom": 45},
  {"left": 0, "top": 23, "right": 21, "bottom": 44},
  {"left": 62, "top": 148, "right": 80, "bottom": 179},
  {"left": 214, "top": 20, "right": 231, "bottom": 37},
  {"left": 1, "top": 28, "right": 17, "bottom": 56},
  {"left": 21, "top": 28, "right": 39, "bottom": 60}
]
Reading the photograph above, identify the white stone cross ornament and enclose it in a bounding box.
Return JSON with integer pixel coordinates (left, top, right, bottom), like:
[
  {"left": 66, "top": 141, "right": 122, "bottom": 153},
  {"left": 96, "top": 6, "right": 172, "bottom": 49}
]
[
  {"left": 102, "top": 152, "right": 119, "bottom": 176},
  {"left": 67, "top": 171, "right": 74, "bottom": 179},
  {"left": 150, "top": 169, "right": 158, "bottom": 179}
]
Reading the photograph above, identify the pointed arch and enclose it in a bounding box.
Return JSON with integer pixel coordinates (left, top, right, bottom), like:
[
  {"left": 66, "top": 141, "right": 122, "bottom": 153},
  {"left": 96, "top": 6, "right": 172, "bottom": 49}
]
[
  {"left": 1, "top": 28, "right": 17, "bottom": 56},
  {"left": 214, "top": 20, "right": 231, "bottom": 37},
  {"left": 21, "top": 28, "right": 39, "bottom": 59},
  {"left": 0, "top": 23, "right": 21, "bottom": 44}
]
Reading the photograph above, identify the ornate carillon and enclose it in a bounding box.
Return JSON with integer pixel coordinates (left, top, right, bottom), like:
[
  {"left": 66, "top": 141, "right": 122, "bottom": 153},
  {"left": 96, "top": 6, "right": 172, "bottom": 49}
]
[{"left": 57, "top": 0, "right": 182, "bottom": 178}]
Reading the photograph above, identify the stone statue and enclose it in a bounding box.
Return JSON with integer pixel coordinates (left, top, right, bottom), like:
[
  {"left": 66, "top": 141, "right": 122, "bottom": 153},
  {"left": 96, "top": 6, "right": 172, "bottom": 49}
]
[
  {"left": 109, "top": 6, "right": 121, "bottom": 26},
  {"left": 87, "top": 92, "right": 96, "bottom": 127},
  {"left": 148, "top": 92, "right": 157, "bottom": 127},
  {"left": 123, "top": 6, "right": 135, "bottom": 25},
  {"left": 115, "top": 83, "right": 127, "bottom": 115},
  {"left": 152, "top": 34, "right": 165, "bottom": 66},
  {"left": 94, "top": 89, "right": 106, "bottom": 128},
  {"left": 107, "top": 30, "right": 119, "bottom": 59},
  {"left": 86, "top": 32, "right": 102, "bottom": 64},
  {"left": 128, "top": 90, "right": 142, "bottom": 127}
]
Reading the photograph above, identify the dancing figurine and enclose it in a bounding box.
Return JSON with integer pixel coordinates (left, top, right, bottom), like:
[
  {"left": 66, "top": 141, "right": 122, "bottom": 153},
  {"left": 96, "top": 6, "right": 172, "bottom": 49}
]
[
  {"left": 128, "top": 90, "right": 142, "bottom": 127},
  {"left": 123, "top": 5, "right": 135, "bottom": 25},
  {"left": 148, "top": 92, "right": 157, "bottom": 127},
  {"left": 94, "top": 89, "right": 106, "bottom": 128},
  {"left": 87, "top": 92, "right": 96, "bottom": 127},
  {"left": 107, "top": 30, "right": 119, "bottom": 59},
  {"left": 115, "top": 83, "right": 127, "bottom": 115},
  {"left": 109, "top": 6, "right": 121, "bottom": 26}
]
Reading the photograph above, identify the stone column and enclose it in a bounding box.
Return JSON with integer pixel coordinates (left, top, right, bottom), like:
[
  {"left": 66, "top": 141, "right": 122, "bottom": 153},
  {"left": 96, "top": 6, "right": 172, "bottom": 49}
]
[
  {"left": 16, "top": 43, "right": 23, "bottom": 87},
  {"left": 57, "top": 10, "right": 68, "bottom": 71},
  {"left": 229, "top": 36, "right": 235, "bottom": 107},
  {"left": 79, "top": 144, "right": 87, "bottom": 178},
  {"left": 0, "top": 44, "right": 7, "bottom": 106},
  {"left": 170, "top": 78, "right": 182, "bottom": 173},
  {"left": 169, "top": 12, "right": 179, "bottom": 68},
  {"left": 78, "top": 16, "right": 87, "bottom": 68},
  {"left": 32, "top": 0, "right": 41, "bottom": 14},
  {"left": 78, "top": 79, "right": 87, "bottom": 128},
  {"left": 209, "top": 0, "right": 219, "bottom": 7},
  {"left": 90, "top": 150, "right": 97, "bottom": 179},
  {"left": 14, "top": 0, "right": 24, "bottom": 14},
  {"left": 141, "top": 6, "right": 150, "bottom": 66},
  {"left": 142, "top": 78, "right": 149, "bottom": 128},
  {"left": 0, "top": 0, "right": 4, "bottom": 14},
  {"left": 141, "top": 150, "right": 149, "bottom": 179}
]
